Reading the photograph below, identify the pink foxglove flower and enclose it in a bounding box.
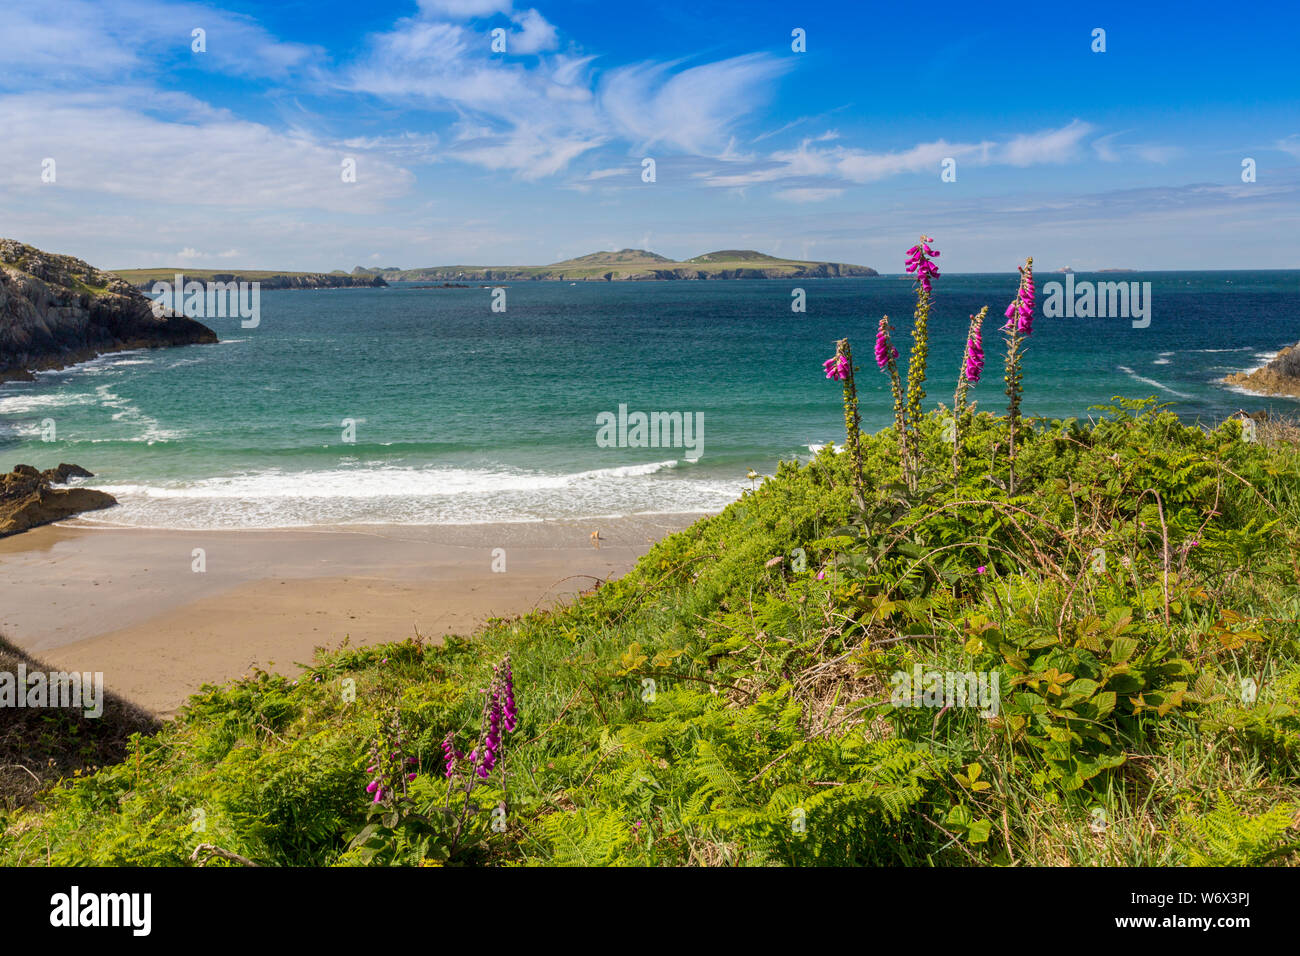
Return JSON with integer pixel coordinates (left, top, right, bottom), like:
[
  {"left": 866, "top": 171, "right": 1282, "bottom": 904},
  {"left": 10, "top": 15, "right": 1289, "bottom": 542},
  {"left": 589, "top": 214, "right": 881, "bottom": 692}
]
[
  {"left": 1004, "top": 262, "right": 1035, "bottom": 335},
  {"left": 875, "top": 319, "right": 898, "bottom": 369},
  {"left": 904, "top": 236, "right": 941, "bottom": 293},
  {"left": 963, "top": 327, "right": 984, "bottom": 383},
  {"left": 823, "top": 354, "right": 850, "bottom": 381},
  {"left": 502, "top": 658, "right": 517, "bottom": 733}
]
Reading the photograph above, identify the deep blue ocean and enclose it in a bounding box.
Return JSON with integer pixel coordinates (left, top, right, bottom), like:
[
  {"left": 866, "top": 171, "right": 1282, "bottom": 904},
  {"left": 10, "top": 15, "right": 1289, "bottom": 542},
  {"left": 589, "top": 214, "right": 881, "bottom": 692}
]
[{"left": 1, "top": 272, "right": 1296, "bottom": 528}]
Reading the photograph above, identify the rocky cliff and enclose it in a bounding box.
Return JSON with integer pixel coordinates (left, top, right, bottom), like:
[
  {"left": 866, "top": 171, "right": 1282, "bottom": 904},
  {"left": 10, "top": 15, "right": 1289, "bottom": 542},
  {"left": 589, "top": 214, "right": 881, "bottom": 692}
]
[
  {"left": 0, "top": 239, "right": 218, "bottom": 382},
  {"left": 251, "top": 273, "right": 387, "bottom": 289},
  {"left": 1223, "top": 343, "right": 1300, "bottom": 398},
  {"left": 0, "top": 463, "right": 117, "bottom": 537},
  {"left": 116, "top": 269, "right": 387, "bottom": 291}
]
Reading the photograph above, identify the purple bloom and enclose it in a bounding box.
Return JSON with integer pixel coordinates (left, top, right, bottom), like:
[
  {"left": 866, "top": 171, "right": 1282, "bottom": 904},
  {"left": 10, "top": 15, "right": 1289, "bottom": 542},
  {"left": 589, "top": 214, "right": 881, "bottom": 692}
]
[
  {"left": 1005, "top": 262, "right": 1036, "bottom": 335},
  {"left": 823, "top": 354, "right": 850, "bottom": 381},
  {"left": 963, "top": 327, "right": 984, "bottom": 383},
  {"left": 441, "top": 732, "right": 462, "bottom": 778},
  {"left": 874, "top": 319, "right": 898, "bottom": 369},
  {"left": 977, "top": 565, "right": 987, "bottom": 574},
  {"left": 904, "top": 236, "right": 941, "bottom": 294},
  {"left": 502, "top": 658, "right": 517, "bottom": 733}
]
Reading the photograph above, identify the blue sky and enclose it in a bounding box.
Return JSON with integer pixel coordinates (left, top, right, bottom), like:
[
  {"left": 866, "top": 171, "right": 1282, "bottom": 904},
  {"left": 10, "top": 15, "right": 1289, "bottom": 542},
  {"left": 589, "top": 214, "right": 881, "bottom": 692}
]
[{"left": 1, "top": 0, "right": 1298, "bottom": 272}]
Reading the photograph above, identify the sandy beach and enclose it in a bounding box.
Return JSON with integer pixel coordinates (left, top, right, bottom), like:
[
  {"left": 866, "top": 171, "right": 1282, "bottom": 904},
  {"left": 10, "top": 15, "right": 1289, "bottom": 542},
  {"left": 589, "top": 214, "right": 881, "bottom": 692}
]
[{"left": 0, "top": 514, "right": 698, "bottom": 717}]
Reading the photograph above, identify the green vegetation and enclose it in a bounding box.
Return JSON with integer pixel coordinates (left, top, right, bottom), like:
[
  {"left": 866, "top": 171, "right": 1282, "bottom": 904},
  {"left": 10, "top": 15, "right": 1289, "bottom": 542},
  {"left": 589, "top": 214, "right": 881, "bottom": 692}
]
[
  {"left": 370, "top": 248, "right": 877, "bottom": 282},
  {"left": 3, "top": 400, "right": 1298, "bottom": 866},
  {"left": 0, "top": 636, "right": 159, "bottom": 810},
  {"left": 112, "top": 268, "right": 345, "bottom": 284},
  {"left": 112, "top": 250, "right": 876, "bottom": 286},
  {"left": 1, "top": 239, "right": 117, "bottom": 299}
]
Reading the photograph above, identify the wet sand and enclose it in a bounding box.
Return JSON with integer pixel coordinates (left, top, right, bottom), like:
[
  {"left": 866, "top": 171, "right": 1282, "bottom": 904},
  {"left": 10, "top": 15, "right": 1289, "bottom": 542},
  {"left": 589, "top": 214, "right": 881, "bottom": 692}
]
[{"left": 0, "top": 514, "right": 698, "bottom": 716}]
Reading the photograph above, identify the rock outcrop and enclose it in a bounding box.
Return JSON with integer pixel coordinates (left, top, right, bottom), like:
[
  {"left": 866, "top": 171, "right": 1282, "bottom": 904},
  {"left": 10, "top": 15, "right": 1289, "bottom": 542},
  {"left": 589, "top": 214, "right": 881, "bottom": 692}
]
[
  {"left": 0, "top": 463, "right": 117, "bottom": 536},
  {"left": 120, "top": 271, "right": 387, "bottom": 291},
  {"left": 0, "top": 239, "right": 218, "bottom": 382},
  {"left": 200, "top": 272, "right": 386, "bottom": 290},
  {"left": 1223, "top": 343, "right": 1300, "bottom": 398}
]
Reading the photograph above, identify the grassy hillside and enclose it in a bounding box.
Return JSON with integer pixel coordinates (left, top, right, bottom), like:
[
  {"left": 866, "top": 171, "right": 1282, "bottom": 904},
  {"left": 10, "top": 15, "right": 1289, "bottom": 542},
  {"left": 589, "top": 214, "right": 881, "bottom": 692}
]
[
  {"left": 110, "top": 268, "right": 385, "bottom": 290},
  {"left": 382, "top": 248, "right": 877, "bottom": 281},
  {"left": 3, "top": 400, "right": 1298, "bottom": 866},
  {"left": 113, "top": 268, "right": 321, "bottom": 283},
  {"left": 0, "top": 636, "right": 159, "bottom": 810},
  {"left": 108, "top": 250, "right": 877, "bottom": 286}
]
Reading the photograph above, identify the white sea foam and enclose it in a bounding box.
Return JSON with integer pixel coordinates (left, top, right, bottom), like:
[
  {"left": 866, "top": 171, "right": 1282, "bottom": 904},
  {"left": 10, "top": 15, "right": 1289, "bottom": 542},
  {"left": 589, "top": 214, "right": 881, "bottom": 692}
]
[
  {"left": 95, "top": 460, "right": 682, "bottom": 500},
  {"left": 0, "top": 391, "right": 98, "bottom": 414},
  {"left": 94, "top": 385, "right": 185, "bottom": 443},
  {"left": 1116, "top": 365, "right": 1193, "bottom": 399},
  {"left": 1219, "top": 380, "right": 1300, "bottom": 402},
  {"left": 30, "top": 350, "right": 151, "bottom": 379},
  {"left": 85, "top": 460, "right": 740, "bottom": 529}
]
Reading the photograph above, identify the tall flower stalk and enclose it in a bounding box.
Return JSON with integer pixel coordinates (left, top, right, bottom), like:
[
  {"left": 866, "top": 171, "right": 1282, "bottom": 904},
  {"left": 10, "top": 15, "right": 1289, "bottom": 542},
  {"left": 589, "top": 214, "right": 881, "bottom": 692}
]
[
  {"left": 824, "top": 340, "right": 864, "bottom": 502},
  {"left": 1002, "top": 257, "right": 1034, "bottom": 493},
  {"left": 875, "top": 317, "right": 909, "bottom": 483},
  {"left": 902, "top": 236, "right": 940, "bottom": 490},
  {"left": 952, "top": 306, "right": 988, "bottom": 480},
  {"left": 363, "top": 711, "right": 418, "bottom": 806},
  {"left": 445, "top": 655, "right": 519, "bottom": 854}
]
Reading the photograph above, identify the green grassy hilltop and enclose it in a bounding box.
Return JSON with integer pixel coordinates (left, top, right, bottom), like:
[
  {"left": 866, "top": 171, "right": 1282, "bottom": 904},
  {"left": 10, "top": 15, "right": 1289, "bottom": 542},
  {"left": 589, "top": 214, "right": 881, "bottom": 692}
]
[
  {"left": 3, "top": 400, "right": 1298, "bottom": 866},
  {"left": 363, "top": 248, "right": 879, "bottom": 282}
]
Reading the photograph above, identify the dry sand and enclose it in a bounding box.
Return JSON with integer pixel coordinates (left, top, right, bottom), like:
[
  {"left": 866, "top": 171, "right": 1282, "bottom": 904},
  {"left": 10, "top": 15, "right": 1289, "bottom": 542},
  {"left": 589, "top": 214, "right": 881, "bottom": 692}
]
[{"left": 0, "top": 514, "right": 699, "bottom": 717}]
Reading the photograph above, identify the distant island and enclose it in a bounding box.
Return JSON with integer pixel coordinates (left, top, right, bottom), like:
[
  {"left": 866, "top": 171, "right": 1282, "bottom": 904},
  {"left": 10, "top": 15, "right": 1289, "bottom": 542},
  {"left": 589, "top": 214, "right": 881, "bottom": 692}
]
[
  {"left": 109, "top": 249, "right": 876, "bottom": 288},
  {"left": 355, "top": 248, "right": 878, "bottom": 282},
  {"left": 1056, "top": 266, "right": 1137, "bottom": 274},
  {"left": 114, "top": 269, "right": 388, "bottom": 291}
]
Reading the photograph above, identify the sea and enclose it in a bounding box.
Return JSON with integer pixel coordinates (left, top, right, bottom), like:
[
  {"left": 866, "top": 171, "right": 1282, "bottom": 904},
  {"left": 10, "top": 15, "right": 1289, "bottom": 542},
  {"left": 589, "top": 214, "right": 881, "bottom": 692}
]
[{"left": 1, "top": 271, "right": 1296, "bottom": 529}]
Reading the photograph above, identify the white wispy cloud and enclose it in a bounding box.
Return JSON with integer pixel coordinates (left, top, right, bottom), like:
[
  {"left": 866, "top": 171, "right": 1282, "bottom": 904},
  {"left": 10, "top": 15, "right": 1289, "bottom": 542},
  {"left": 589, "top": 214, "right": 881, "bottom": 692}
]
[
  {"left": 343, "top": 15, "right": 606, "bottom": 178},
  {"left": 509, "top": 8, "right": 559, "bottom": 53},
  {"left": 599, "top": 54, "right": 792, "bottom": 156},
  {"left": 999, "top": 119, "right": 1093, "bottom": 166},
  {"left": 0, "top": 90, "right": 412, "bottom": 209},
  {"left": 1092, "top": 130, "right": 1179, "bottom": 165},
  {"left": 695, "top": 121, "right": 1097, "bottom": 192},
  {"left": 0, "top": 0, "right": 322, "bottom": 84}
]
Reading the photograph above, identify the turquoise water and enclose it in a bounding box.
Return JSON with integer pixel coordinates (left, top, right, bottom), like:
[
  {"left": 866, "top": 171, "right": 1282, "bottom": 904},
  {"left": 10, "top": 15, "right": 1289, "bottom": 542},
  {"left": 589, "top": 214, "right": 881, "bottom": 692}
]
[{"left": 1, "top": 272, "right": 1297, "bottom": 528}]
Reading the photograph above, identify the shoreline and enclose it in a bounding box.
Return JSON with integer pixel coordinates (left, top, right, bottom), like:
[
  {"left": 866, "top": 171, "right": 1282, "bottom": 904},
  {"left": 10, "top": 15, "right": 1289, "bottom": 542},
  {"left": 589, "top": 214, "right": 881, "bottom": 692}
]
[{"left": 0, "top": 513, "right": 699, "bottom": 717}]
